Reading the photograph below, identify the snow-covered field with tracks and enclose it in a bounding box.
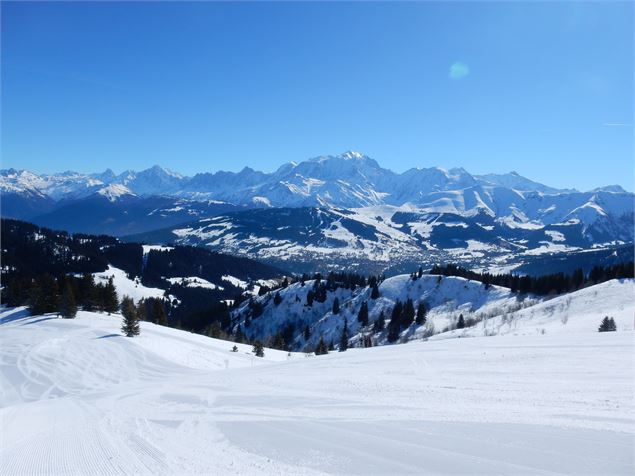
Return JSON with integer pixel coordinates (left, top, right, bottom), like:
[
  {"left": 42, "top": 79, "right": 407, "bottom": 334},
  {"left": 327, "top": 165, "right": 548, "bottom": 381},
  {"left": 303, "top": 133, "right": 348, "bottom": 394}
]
[{"left": 1, "top": 280, "right": 634, "bottom": 475}]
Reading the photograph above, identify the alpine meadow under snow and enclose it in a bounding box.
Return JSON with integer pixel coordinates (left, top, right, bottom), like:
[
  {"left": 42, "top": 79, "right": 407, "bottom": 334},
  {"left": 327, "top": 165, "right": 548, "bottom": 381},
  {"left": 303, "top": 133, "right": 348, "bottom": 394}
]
[{"left": 1, "top": 276, "right": 634, "bottom": 475}]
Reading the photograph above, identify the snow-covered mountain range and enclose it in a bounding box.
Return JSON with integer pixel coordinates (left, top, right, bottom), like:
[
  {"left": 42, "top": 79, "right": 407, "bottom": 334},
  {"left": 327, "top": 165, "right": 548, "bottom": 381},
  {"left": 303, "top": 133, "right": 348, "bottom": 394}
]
[
  {"left": 2, "top": 150, "right": 630, "bottom": 208},
  {"left": 2, "top": 151, "right": 632, "bottom": 274}
]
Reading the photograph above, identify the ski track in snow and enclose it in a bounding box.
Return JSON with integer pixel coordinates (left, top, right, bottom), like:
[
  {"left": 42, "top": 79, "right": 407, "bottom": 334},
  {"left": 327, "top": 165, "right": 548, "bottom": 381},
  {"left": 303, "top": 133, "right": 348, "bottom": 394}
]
[{"left": 0, "top": 306, "right": 633, "bottom": 475}]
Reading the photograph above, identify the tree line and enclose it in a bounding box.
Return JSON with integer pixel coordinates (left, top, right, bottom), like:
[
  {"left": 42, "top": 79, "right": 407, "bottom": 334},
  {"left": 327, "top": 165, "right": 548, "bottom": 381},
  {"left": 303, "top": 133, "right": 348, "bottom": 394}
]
[{"left": 428, "top": 262, "right": 633, "bottom": 295}]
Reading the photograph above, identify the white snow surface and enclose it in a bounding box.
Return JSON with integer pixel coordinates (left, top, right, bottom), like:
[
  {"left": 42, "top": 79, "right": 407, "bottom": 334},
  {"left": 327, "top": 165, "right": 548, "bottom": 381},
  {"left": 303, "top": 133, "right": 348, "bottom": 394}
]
[
  {"left": 436, "top": 278, "right": 635, "bottom": 338},
  {"left": 0, "top": 304, "right": 633, "bottom": 475},
  {"left": 94, "top": 265, "right": 165, "bottom": 303},
  {"left": 164, "top": 276, "right": 223, "bottom": 291}
]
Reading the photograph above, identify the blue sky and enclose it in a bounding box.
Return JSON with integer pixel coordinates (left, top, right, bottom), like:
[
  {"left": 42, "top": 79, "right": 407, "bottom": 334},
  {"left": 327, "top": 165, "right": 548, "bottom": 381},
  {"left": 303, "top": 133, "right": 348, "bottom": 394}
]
[{"left": 2, "top": 1, "right": 633, "bottom": 191}]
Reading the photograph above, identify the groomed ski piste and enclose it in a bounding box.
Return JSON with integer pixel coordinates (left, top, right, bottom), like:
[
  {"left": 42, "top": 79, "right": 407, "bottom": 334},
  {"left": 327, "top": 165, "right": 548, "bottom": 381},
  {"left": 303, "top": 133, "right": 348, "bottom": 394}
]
[{"left": 1, "top": 279, "right": 634, "bottom": 475}]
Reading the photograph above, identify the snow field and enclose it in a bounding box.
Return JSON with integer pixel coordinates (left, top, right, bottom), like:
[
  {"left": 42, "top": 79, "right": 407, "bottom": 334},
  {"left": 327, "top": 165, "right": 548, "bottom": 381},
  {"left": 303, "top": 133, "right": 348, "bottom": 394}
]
[{"left": 1, "top": 303, "right": 634, "bottom": 474}]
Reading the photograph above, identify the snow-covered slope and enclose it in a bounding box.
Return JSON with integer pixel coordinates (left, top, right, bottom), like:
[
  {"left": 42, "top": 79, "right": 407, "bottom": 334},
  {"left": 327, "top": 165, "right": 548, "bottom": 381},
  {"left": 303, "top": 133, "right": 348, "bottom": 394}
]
[
  {"left": 233, "top": 276, "right": 635, "bottom": 351},
  {"left": 94, "top": 265, "right": 167, "bottom": 303},
  {"left": 1, "top": 306, "right": 633, "bottom": 474},
  {"left": 436, "top": 278, "right": 635, "bottom": 338}
]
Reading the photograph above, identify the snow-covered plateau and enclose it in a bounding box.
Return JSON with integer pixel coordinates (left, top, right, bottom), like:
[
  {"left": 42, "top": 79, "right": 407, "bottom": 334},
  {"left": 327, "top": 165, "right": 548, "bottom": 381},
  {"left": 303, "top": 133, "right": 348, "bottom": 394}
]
[{"left": 1, "top": 278, "right": 633, "bottom": 475}]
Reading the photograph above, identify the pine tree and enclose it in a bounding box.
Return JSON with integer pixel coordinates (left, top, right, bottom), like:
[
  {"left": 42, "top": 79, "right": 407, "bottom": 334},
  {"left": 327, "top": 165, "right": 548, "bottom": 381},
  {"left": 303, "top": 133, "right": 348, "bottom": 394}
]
[
  {"left": 151, "top": 299, "right": 168, "bottom": 326},
  {"left": 598, "top": 316, "right": 617, "bottom": 332},
  {"left": 314, "top": 336, "right": 328, "bottom": 355},
  {"left": 121, "top": 296, "right": 140, "bottom": 337},
  {"left": 136, "top": 299, "right": 147, "bottom": 321},
  {"left": 272, "top": 333, "right": 287, "bottom": 351},
  {"left": 252, "top": 340, "right": 265, "bottom": 357},
  {"left": 303, "top": 324, "right": 311, "bottom": 341},
  {"left": 102, "top": 277, "right": 119, "bottom": 314},
  {"left": 387, "top": 301, "right": 403, "bottom": 342},
  {"left": 457, "top": 313, "right": 465, "bottom": 329},
  {"left": 273, "top": 291, "right": 282, "bottom": 306},
  {"left": 79, "top": 273, "right": 98, "bottom": 311},
  {"left": 402, "top": 298, "right": 415, "bottom": 327},
  {"left": 370, "top": 283, "right": 380, "bottom": 299},
  {"left": 29, "top": 274, "right": 59, "bottom": 315},
  {"left": 373, "top": 310, "right": 386, "bottom": 332},
  {"left": 332, "top": 297, "right": 340, "bottom": 314},
  {"left": 415, "top": 302, "right": 427, "bottom": 325},
  {"left": 60, "top": 280, "right": 78, "bottom": 319},
  {"left": 357, "top": 301, "right": 369, "bottom": 327},
  {"left": 339, "top": 318, "right": 349, "bottom": 352}
]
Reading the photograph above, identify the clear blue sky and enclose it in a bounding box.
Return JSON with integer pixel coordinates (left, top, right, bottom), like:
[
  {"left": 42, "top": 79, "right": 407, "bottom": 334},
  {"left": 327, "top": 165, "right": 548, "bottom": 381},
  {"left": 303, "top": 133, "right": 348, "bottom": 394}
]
[{"left": 2, "top": 1, "right": 633, "bottom": 191}]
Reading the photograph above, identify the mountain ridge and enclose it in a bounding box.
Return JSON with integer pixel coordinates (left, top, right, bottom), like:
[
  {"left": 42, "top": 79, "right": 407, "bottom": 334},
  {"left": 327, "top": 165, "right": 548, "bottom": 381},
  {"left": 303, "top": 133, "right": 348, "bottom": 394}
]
[{"left": 2, "top": 151, "right": 629, "bottom": 205}]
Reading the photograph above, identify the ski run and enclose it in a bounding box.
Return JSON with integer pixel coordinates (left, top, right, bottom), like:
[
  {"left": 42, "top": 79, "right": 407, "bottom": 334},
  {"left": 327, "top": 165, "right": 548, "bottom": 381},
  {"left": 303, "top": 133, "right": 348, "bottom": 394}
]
[{"left": 1, "top": 277, "right": 634, "bottom": 475}]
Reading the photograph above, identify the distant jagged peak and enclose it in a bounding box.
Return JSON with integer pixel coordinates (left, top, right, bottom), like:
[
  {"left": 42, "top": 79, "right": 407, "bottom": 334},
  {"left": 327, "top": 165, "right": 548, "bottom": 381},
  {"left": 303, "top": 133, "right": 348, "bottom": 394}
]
[
  {"left": 591, "top": 185, "right": 627, "bottom": 194},
  {"left": 138, "top": 164, "right": 184, "bottom": 179},
  {"left": 339, "top": 150, "right": 366, "bottom": 160},
  {"left": 95, "top": 183, "right": 136, "bottom": 202}
]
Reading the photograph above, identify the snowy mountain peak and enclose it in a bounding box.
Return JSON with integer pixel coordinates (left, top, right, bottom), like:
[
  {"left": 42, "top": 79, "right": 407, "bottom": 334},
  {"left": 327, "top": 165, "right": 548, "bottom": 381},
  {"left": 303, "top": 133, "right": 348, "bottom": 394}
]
[
  {"left": 591, "top": 185, "right": 627, "bottom": 193},
  {"left": 96, "top": 183, "right": 136, "bottom": 202},
  {"left": 339, "top": 150, "right": 366, "bottom": 160}
]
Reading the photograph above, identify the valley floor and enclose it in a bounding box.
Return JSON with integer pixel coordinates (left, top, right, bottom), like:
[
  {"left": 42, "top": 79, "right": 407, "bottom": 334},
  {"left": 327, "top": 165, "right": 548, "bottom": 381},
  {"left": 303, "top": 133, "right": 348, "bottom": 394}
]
[{"left": 1, "top": 307, "right": 633, "bottom": 475}]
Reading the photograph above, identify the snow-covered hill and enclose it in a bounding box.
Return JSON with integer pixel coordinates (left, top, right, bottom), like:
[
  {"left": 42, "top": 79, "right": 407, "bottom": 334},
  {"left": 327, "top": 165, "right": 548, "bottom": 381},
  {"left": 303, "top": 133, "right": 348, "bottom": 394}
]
[
  {"left": 1, "top": 304, "right": 633, "bottom": 474},
  {"left": 437, "top": 278, "right": 635, "bottom": 338},
  {"left": 232, "top": 276, "right": 635, "bottom": 351}
]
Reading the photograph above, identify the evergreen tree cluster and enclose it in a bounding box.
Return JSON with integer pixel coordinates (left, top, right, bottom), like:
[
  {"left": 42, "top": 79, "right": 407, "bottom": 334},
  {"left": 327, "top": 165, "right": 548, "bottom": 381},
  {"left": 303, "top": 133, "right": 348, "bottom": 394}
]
[
  {"left": 386, "top": 298, "right": 424, "bottom": 342},
  {"left": 1, "top": 218, "right": 285, "bottom": 339},
  {"left": 1, "top": 219, "right": 142, "bottom": 280},
  {"left": 598, "top": 316, "right": 617, "bottom": 332},
  {"left": 429, "top": 262, "right": 633, "bottom": 296},
  {"left": 9, "top": 273, "right": 120, "bottom": 317},
  {"left": 304, "top": 272, "right": 383, "bottom": 307}
]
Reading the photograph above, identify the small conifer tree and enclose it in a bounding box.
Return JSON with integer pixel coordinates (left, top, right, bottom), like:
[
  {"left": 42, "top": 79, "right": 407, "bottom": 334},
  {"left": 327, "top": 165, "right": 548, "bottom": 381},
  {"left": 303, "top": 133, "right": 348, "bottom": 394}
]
[
  {"left": 339, "top": 318, "right": 349, "bottom": 352},
  {"left": 315, "top": 336, "right": 329, "bottom": 355},
  {"left": 370, "top": 283, "right": 380, "bottom": 300},
  {"left": 103, "top": 277, "right": 119, "bottom": 314},
  {"left": 403, "top": 298, "right": 415, "bottom": 327},
  {"left": 151, "top": 299, "right": 168, "bottom": 326},
  {"left": 457, "top": 313, "right": 465, "bottom": 329},
  {"left": 373, "top": 310, "right": 386, "bottom": 332},
  {"left": 357, "top": 301, "right": 369, "bottom": 327},
  {"left": 60, "top": 280, "right": 78, "bottom": 319},
  {"left": 332, "top": 297, "right": 340, "bottom": 315},
  {"left": 415, "top": 302, "right": 427, "bottom": 325},
  {"left": 121, "top": 296, "right": 140, "bottom": 337},
  {"left": 252, "top": 340, "right": 265, "bottom": 357}
]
